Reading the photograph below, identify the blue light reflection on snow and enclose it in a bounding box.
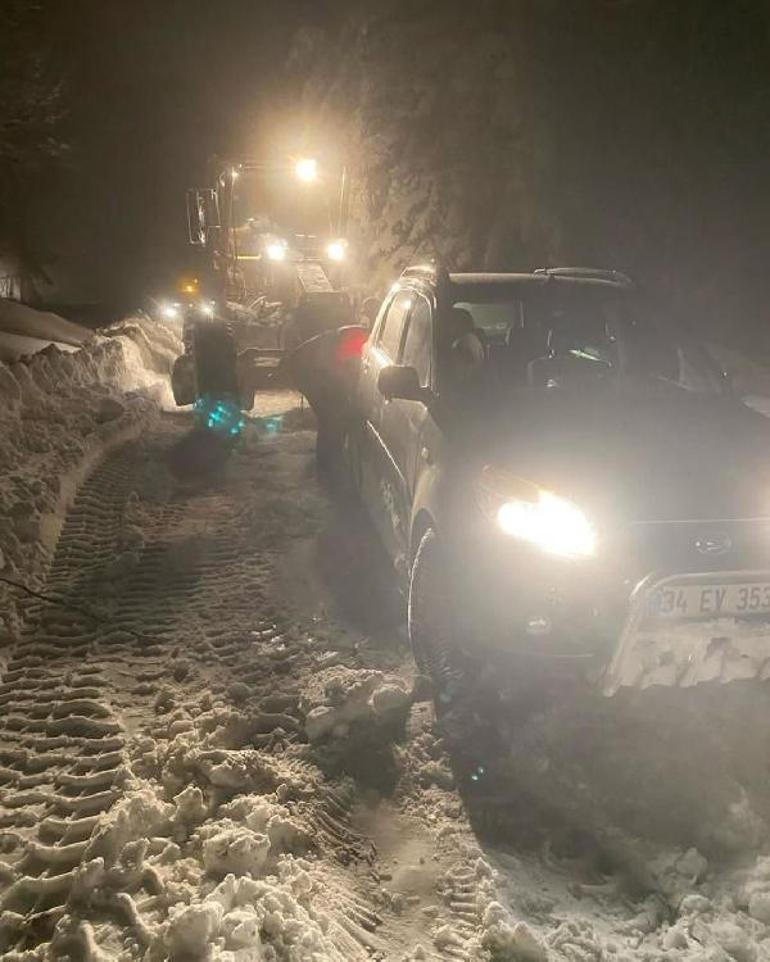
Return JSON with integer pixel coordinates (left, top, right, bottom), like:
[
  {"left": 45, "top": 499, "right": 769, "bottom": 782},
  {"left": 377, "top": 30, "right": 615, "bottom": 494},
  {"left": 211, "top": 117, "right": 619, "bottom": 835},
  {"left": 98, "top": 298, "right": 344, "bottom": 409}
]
[{"left": 193, "top": 396, "right": 245, "bottom": 438}]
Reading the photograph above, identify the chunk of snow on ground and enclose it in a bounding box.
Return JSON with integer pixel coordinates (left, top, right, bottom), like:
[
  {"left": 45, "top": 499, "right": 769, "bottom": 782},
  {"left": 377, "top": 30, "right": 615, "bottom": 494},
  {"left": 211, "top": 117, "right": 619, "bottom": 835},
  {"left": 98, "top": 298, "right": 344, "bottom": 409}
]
[
  {"left": 157, "top": 863, "right": 348, "bottom": 961},
  {"left": 301, "top": 666, "right": 411, "bottom": 741},
  {"left": 201, "top": 824, "right": 271, "bottom": 877}
]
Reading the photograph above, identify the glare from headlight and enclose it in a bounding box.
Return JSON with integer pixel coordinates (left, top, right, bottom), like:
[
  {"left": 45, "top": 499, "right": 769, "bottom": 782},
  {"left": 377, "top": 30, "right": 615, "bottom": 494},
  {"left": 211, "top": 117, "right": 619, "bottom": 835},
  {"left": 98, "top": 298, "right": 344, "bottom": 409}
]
[
  {"left": 496, "top": 491, "right": 596, "bottom": 558},
  {"left": 266, "top": 240, "right": 287, "bottom": 262},
  {"left": 326, "top": 240, "right": 346, "bottom": 262},
  {"left": 295, "top": 158, "right": 318, "bottom": 182},
  {"left": 160, "top": 303, "right": 180, "bottom": 320},
  {"left": 199, "top": 301, "right": 214, "bottom": 317}
]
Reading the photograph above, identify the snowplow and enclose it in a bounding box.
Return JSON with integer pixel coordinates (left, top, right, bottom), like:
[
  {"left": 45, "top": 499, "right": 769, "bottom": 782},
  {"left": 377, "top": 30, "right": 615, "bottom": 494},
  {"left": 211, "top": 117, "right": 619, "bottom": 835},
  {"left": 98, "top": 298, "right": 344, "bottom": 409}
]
[{"left": 168, "top": 156, "right": 356, "bottom": 428}]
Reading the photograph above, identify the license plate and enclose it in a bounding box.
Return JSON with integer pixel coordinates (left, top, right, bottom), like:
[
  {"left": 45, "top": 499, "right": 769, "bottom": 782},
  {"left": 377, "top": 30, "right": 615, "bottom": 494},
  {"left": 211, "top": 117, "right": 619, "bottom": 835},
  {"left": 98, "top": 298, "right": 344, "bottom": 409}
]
[{"left": 647, "top": 583, "right": 770, "bottom": 619}]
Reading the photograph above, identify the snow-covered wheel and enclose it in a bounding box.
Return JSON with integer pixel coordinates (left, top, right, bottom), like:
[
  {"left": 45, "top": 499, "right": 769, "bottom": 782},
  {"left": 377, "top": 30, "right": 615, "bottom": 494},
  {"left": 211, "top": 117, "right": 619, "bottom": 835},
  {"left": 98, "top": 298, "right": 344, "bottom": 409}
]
[{"left": 408, "top": 528, "right": 478, "bottom": 718}]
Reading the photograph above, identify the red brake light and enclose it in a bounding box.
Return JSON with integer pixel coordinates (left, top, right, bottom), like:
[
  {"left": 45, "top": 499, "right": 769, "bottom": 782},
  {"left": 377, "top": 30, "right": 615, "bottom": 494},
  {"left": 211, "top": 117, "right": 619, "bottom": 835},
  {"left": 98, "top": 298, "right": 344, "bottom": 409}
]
[{"left": 335, "top": 327, "right": 368, "bottom": 363}]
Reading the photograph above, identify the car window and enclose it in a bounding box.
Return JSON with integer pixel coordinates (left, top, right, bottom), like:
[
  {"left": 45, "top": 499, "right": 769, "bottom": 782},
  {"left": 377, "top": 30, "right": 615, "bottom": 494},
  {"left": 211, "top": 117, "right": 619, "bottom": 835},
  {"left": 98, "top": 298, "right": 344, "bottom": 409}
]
[
  {"left": 455, "top": 300, "right": 522, "bottom": 344},
  {"left": 530, "top": 295, "right": 619, "bottom": 368},
  {"left": 377, "top": 292, "right": 412, "bottom": 360},
  {"left": 445, "top": 286, "right": 723, "bottom": 396},
  {"left": 400, "top": 296, "right": 431, "bottom": 386},
  {"left": 620, "top": 311, "right": 717, "bottom": 392}
]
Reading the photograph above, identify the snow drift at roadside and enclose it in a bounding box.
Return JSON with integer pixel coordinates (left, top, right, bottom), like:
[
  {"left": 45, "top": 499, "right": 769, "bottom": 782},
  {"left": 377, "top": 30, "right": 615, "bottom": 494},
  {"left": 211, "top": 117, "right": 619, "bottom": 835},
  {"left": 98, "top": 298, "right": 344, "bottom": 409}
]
[{"left": 0, "top": 308, "right": 181, "bottom": 644}]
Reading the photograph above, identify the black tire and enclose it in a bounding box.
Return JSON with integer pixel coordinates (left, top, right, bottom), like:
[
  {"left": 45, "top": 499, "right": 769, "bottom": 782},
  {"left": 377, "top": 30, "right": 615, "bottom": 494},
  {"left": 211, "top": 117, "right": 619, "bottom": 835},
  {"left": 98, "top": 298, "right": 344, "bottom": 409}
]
[
  {"left": 191, "top": 321, "right": 239, "bottom": 399},
  {"left": 408, "top": 528, "right": 479, "bottom": 717},
  {"left": 171, "top": 353, "right": 195, "bottom": 406}
]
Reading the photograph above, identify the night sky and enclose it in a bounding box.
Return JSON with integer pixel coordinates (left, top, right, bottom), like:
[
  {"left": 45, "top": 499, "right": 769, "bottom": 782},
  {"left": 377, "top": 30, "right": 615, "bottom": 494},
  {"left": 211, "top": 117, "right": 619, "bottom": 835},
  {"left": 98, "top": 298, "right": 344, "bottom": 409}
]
[
  {"left": 32, "top": 0, "right": 338, "bottom": 308},
  {"left": 7, "top": 0, "right": 770, "bottom": 341}
]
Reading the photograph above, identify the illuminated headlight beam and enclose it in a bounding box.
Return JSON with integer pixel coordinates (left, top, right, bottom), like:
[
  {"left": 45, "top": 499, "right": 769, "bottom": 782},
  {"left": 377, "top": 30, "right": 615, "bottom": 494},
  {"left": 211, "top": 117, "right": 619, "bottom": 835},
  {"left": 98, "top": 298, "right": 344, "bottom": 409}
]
[
  {"left": 266, "top": 240, "right": 287, "bottom": 262},
  {"left": 496, "top": 491, "right": 596, "bottom": 559},
  {"left": 295, "top": 158, "right": 318, "bottom": 182},
  {"left": 326, "top": 240, "right": 346, "bottom": 262}
]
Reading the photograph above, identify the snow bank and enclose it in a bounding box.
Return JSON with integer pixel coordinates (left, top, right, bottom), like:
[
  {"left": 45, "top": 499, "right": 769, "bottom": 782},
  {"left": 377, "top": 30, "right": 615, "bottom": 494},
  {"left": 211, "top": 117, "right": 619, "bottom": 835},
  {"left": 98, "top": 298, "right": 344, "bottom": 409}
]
[
  {"left": 0, "top": 310, "right": 181, "bottom": 643},
  {"left": 0, "top": 297, "right": 90, "bottom": 350}
]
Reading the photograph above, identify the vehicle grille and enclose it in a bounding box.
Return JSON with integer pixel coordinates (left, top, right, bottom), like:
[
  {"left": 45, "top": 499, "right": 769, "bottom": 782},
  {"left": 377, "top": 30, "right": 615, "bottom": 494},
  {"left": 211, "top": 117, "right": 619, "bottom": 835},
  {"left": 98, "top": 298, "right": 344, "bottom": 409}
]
[{"left": 625, "top": 519, "right": 770, "bottom": 576}]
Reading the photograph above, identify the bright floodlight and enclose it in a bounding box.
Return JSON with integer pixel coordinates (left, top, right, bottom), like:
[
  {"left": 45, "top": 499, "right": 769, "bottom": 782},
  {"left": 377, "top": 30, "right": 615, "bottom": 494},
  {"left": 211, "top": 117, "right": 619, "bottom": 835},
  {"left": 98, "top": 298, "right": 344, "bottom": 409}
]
[
  {"left": 295, "top": 158, "right": 318, "bottom": 182},
  {"left": 326, "top": 240, "right": 346, "bottom": 262},
  {"left": 200, "top": 301, "right": 214, "bottom": 317},
  {"left": 266, "top": 240, "right": 287, "bottom": 261},
  {"left": 497, "top": 491, "right": 596, "bottom": 559},
  {"left": 160, "top": 303, "right": 180, "bottom": 320}
]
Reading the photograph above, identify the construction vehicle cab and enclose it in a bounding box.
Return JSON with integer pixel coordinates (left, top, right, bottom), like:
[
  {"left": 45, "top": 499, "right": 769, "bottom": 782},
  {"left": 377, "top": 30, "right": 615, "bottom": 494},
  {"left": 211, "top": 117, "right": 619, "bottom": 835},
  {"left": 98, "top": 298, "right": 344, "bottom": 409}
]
[{"left": 171, "top": 155, "right": 354, "bottom": 419}]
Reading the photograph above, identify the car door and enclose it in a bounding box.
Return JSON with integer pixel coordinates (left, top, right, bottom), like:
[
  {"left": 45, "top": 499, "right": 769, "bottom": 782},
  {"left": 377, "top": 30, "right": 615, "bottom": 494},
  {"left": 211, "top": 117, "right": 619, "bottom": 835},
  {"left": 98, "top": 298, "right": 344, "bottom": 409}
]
[
  {"left": 356, "top": 290, "right": 413, "bottom": 557},
  {"left": 377, "top": 293, "right": 434, "bottom": 570}
]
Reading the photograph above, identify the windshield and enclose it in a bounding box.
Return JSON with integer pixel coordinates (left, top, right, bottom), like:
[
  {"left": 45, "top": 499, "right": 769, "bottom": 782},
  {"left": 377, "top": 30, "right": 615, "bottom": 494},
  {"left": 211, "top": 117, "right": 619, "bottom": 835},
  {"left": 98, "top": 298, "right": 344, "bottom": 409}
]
[
  {"left": 450, "top": 285, "right": 722, "bottom": 395},
  {"left": 230, "top": 169, "right": 331, "bottom": 238}
]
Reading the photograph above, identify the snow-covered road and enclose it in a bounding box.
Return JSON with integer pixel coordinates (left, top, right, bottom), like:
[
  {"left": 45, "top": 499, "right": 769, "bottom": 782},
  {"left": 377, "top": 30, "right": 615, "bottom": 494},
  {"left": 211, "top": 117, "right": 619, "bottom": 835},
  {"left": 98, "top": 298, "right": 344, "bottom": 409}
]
[
  {"left": 5, "top": 367, "right": 770, "bottom": 958},
  {"left": 0, "top": 412, "right": 499, "bottom": 960}
]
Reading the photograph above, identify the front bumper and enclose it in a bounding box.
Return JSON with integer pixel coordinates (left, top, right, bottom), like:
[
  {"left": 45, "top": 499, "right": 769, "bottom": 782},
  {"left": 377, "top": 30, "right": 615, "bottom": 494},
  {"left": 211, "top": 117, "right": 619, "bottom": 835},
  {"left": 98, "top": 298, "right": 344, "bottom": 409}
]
[
  {"left": 603, "top": 569, "right": 770, "bottom": 694},
  {"left": 449, "top": 532, "right": 770, "bottom": 694}
]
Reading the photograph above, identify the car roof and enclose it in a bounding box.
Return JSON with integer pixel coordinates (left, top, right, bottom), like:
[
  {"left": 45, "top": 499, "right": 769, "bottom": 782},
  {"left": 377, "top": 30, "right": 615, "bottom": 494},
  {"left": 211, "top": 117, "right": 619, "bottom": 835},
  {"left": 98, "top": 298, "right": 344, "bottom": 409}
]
[
  {"left": 448, "top": 271, "right": 626, "bottom": 289},
  {"left": 444, "top": 272, "right": 630, "bottom": 305},
  {"left": 448, "top": 272, "right": 542, "bottom": 285}
]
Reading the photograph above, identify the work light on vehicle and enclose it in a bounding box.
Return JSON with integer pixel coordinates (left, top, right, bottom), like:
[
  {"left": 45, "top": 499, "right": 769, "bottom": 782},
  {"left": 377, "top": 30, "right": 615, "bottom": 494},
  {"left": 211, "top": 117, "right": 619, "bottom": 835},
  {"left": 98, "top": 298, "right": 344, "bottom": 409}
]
[
  {"left": 326, "top": 239, "right": 347, "bottom": 262},
  {"left": 477, "top": 467, "right": 596, "bottom": 558},
  {"left": 266, "top": 240, "right": 287, "bottom": 262},
  {"left": 295, "top": 157, "right": 318, "bottom": 183},
  {"left": 161, "top": 302, "right": 180, "bottom": 320},
  {"left": 199, "top": 301, "right": 215, "bottom": 317}
]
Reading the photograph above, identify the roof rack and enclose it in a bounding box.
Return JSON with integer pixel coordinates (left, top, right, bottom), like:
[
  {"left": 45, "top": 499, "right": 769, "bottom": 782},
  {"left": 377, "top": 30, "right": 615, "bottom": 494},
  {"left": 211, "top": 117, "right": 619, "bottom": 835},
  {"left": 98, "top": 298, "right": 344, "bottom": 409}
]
[
  {"left": 400, "top": 261, "right": 450, "bottom": 286},
  {"left": 533, "top": 267, "right": 634, "bottom": 287}
]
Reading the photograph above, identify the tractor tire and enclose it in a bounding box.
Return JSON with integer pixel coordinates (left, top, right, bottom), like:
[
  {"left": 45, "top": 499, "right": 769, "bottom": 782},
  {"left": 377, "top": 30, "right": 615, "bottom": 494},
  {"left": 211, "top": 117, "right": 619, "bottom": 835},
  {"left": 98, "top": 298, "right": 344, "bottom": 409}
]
[
  {"left": 191, "top": 321, "right": 240, "bottom": 400},
  {"left": 171, "top": 353, "right": 195, "bottom": 406}
]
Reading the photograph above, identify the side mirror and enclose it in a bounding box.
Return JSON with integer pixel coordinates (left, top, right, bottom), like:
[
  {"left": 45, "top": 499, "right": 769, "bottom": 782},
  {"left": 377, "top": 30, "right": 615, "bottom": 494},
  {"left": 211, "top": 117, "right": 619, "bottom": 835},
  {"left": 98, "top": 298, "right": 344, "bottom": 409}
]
[
  {"left": 186, "top": 188, "right": 220, "bottom": 246},
  {"left": 378, "top": 365, "right": 425, "bottom": 402}
]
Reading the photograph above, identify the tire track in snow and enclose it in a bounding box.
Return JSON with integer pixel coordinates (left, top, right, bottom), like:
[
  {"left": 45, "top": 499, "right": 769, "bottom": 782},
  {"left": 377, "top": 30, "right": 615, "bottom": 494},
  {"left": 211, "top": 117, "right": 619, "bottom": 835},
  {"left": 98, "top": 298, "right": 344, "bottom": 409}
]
[
  {"left": 0, "top": 422, "right": 396, "bottom": 960},
  {"left": 0, "top": 444, "right": 139, "bottom": 954}
]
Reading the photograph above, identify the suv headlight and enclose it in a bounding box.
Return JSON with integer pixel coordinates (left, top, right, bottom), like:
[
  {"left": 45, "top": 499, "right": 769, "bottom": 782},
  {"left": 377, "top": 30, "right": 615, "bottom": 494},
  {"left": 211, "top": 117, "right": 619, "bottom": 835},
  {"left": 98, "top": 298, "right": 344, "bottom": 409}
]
[{"left": 476, "top": 467, "right": 597, "bottom": 559}]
